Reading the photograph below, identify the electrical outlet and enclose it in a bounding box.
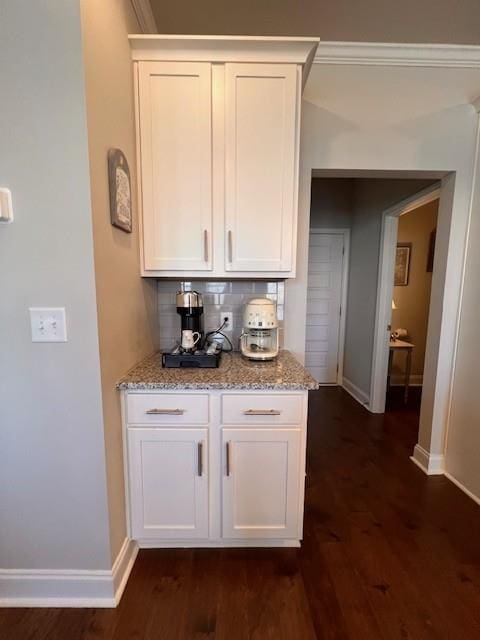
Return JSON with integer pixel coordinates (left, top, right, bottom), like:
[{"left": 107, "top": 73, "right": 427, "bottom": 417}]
[{"left": 221, "top": 312, "right": 233, "bottom": 331}]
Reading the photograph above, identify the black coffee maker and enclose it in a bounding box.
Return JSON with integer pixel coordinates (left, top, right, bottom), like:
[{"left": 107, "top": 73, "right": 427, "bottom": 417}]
[
  {"left": 162, "top": 290, "right": 221, "bottom": 368},
  {"left": 175, "top": 290, "right": 204, "bottom": 346}
]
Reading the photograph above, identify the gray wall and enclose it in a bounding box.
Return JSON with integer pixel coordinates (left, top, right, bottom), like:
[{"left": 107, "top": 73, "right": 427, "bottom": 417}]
[
  {"left": 0, "top": 1, "right": 110, "bottom": 570},
  {"left": 446, "top": 130, "right": 480, "bottom": 499},
  {"left": 150, "top": 0, "right": 480, "bottom": 44},
  {"left": 342, "top": 179, "right": 437, "bottom": 396},
  {"left": 310, "top": 178, "right": 353, "bottom": 229}
]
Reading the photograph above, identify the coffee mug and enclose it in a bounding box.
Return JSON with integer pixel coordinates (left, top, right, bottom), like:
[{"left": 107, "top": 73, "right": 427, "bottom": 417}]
[{"left": 181, "top": 329, "right": 200, "bottom": 350}]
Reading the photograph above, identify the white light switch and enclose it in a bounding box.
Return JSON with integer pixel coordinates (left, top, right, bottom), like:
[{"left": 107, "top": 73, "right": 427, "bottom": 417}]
[
  {"left": 29, "top": 307, "right": 68, "bottom": 342},
  {"left": 0, "top": 188, "right": 13, "bottom": 223}
]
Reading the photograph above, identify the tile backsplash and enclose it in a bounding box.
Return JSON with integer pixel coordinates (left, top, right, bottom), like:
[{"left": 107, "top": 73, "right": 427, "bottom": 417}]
[{"left": 158, "top": 280, "right": 285, "bottom": 352}]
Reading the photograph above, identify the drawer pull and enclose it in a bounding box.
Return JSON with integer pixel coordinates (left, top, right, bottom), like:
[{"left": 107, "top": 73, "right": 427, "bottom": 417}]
[
  {"left": 145, "top": 408, "right": 185, "bottom": 415},
  {"left": 243, "top": 409, "right": 282, "bottom": 416},
  {"left": 226, "top": 441, "right": 231, "bottom": 476},
  {"left": 198, "top": 441, "right": 204, "bottom": 477}
]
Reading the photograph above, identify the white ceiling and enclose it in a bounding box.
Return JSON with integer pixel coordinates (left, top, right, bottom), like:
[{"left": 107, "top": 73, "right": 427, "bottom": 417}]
[{"left": 304, "top": 63, "right": 480, "bottom": 124}]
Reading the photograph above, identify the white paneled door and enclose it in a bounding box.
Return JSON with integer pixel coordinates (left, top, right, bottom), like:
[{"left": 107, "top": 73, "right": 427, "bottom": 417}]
[
  {"left": 128, "top": 428, "right": 208, "bottom": 539},
  {"left": 222, "top": 428, "right": 301, "bottom": 539},
  {"left": 224, "top": 63, "right": 299, "bottom": 272},
  {"left": 137, "top": 62, "right": 213, "bottom": 271},
  {"left": 306, "top": 232, "right": 346, "bottom": 384}
]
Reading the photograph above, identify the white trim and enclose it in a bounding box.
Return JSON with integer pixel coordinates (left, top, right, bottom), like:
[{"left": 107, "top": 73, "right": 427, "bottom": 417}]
[
  {"left": 370, "top": 183, "right": 441, "bottom": 413},
  {"left": 130, "top": 0, "right": 157, "bottom": 34},
  {"left": 342, "top": 377, "right": 370, "bottom": 407},
  {"left": 308, "top": 228, "right": 350, "bottom": 385},
  {"left": 314, "top": 41, "right": 480, "bottom": 68},
  {"left": 0, "top": 538, "right": 138, "bottom": 608},
  {"left": 112, "top": 538, "right": 138, "bottom": 605},
  {"left": 444, "top": 472, "right": 480, "bottom": 507},
  {"left": 370, "top": 214, "right": 399, "bottom": 413},
  {"left": 410, "top": 444, "right": 444, "bottom": 475},
  {"left": 383, "top": 186, "right": 441, "bottom": 218}
]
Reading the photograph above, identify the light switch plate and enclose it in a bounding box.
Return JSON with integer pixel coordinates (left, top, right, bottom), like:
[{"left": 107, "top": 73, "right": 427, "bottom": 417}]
[
  {"left": 0, "top": 188, "right": 13, "bottom": 223},
  {"left": 29, "top": 307, "right": 68, "bottom": 342}
]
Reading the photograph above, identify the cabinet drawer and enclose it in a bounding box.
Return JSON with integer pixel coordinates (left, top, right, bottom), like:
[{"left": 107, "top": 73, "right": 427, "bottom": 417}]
[
  {"left": 126, "top": 393, "right": 209, "bottom": 425},
  {"left": 221, "top": 394, "right": 303, "bottom": 425}
]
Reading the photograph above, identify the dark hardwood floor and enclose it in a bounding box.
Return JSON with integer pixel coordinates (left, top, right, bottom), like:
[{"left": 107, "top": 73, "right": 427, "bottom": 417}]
[{"left": 2, "top": 387, "right": 480, "bottom": 640}]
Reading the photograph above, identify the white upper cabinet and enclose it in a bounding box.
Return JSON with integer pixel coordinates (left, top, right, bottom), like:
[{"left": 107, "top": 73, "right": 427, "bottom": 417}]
[
  {"left": 224, "top": 64, "right": 298, "bottom": 272},
  {"left": 137, "top": 62, "right": 213, "bottom": 271},
  {"left": 131, "top": 36, "right": 319, "bottom": 278}
]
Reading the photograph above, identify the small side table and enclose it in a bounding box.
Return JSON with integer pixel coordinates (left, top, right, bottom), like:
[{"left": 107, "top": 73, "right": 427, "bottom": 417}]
[{"left": 388, "top": 339, "right": 415, "bottom": 403}]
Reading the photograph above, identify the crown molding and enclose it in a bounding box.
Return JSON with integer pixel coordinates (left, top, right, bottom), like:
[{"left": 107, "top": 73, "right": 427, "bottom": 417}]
[
  {"left": 130, "top": 0, "right": 157, "bottom": 34},
  {"left": 314, "top": 41, "right": 480, "bottom": 68},
  {"left": 129, "top": 35, "right": 319, "bottom": 86},
  {"left": 129, "top": 35, "right": 319, "bottom": 64}
]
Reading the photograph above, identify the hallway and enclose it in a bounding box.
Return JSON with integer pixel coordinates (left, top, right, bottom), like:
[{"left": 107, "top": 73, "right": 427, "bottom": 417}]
[{"left": 1, "top": 388, "right": 479, "bottom": 639}]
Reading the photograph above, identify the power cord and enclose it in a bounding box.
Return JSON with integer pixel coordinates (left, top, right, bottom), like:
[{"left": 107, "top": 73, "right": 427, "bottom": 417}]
[{"left": 205, "top": 317, "right": 233, "bottom": 352}]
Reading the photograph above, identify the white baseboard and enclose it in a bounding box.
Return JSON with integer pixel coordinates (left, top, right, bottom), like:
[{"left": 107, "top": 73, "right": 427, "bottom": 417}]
[
  {"left": 0, "top": 538, "right": 138, "bottom": 608},
  {"left": 112, "top": 538, "right": 138, "bottom": 605},
  {"left": 390, "top": 374, "right": 423, "bottom": 387},
  {"left": 410, "top": 444, "right": 445, "bottom": 475},
  {"left": 342, "top": 376, "right": 370, "bottom": 408},
  {"left": 444, "top": 472, "right": 480, "bottom": 507}
]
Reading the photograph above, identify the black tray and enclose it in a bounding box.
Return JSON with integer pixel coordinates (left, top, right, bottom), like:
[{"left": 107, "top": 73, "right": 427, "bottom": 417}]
[{"left": 162, "top": 351, "right": 221, "bottom": 368}]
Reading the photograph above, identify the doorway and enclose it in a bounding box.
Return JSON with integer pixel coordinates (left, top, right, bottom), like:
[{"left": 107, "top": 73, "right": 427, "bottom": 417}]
[
  {"left": 387, "top": 194, "right": 439, "bottom": 415},
  {"left": 370, "top": 183, "right": 441, "bottom": 415},
  {"left": 298, "top": 171, "right": 459, "bottom": 474}
]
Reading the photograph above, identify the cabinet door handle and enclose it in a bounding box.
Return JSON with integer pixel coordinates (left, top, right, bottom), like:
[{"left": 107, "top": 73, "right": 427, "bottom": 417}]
[
  {"left": 197, "top": 441, "right": 203, "bottom": 477},
  {"left": 228, "top": 230, "right": 233, "bottom": 263},
  {"left": 243, "top": 409, "right": 282, "bottom": 416},
  {"left": 226, "top": 441, "right": 231, "bottom": 476},
  {"left": 145, "top": 408, "right": 185, "bottom": 415},
  {"left": 204, "top": 229, "right": 209, "bottom": 263}
]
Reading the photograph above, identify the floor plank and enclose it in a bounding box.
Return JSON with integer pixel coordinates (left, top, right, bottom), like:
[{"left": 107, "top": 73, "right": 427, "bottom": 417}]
[{"left": 1, "top": 387, "right": 479, "bottom": 640}]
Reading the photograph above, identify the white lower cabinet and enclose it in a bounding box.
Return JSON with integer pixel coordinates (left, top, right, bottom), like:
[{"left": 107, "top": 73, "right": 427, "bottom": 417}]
[
  {"left": 127, "top": 428, "right": 208, "bottom": 539},
  {"left": 222, "top": 428, "right": 301, "bottom": 539},
  {"left": 123, "top": 390, "right": 308, "bottom": 547}
]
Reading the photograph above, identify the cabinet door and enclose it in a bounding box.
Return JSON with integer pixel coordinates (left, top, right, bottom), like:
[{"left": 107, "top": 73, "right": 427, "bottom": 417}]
[
  {"left": 138, "top": 62, "right": 213, "bottom": 271},
  {"left": 222, "top": 428, "right": 301, "bottom": 539},
  {"left": 224, "top": 63, "right": 299, "bottom": 272},
  {"left": 128, "top": 428, "right": 208, "bottom": 539}
]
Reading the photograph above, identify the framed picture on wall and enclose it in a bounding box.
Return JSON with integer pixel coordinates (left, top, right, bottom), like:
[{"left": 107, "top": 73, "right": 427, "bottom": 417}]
[
  {"left": 108, "top": 148, "right": 132, "bottom": 233},
  {"left": 395, "top": 243, "right": 412, "bottom": 286}
]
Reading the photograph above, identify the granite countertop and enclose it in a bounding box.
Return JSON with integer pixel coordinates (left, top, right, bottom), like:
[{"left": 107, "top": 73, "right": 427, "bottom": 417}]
[{"left": 116, "top": 350, "right": 318, "bottom": 391}]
